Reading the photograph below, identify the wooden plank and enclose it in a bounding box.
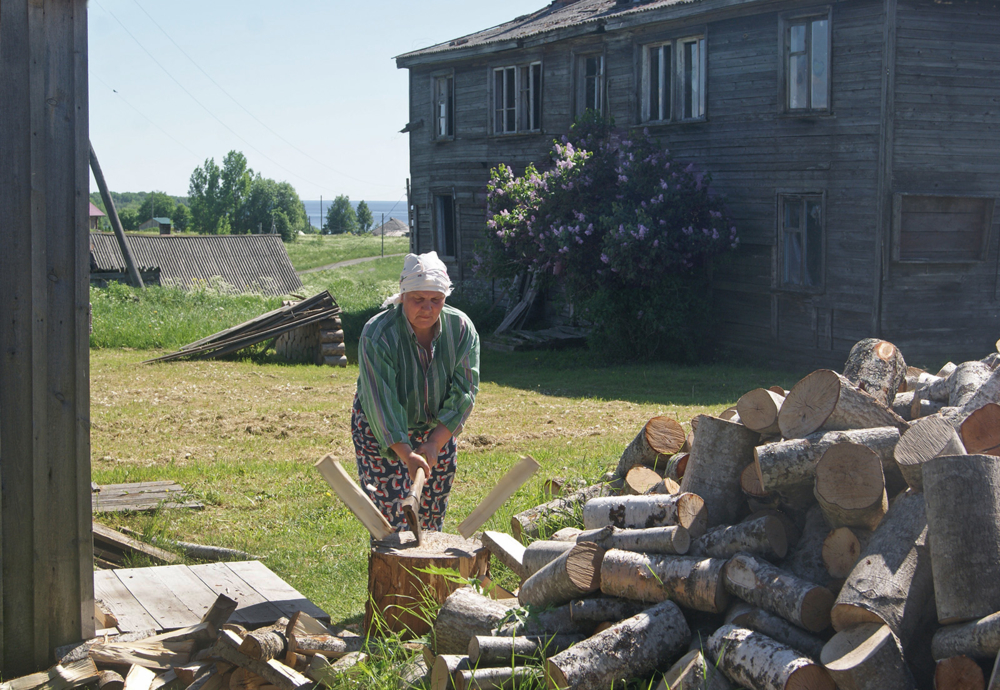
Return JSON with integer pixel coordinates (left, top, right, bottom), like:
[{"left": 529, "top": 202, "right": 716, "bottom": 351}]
[
  {"left": 92, "top": 523, "right": 179, "bottom": 565},
  {"left": 94, "top": 572, "right": 160, "bottom": 633},
  {"left": 223, "top": 561, "right": 329, "bottom": 623},
  {"left": 114, "top": 568, "right": 203, "bottom": 630},
  {"left": 98, "top": 481, "right": 182, "bottom": 492},
  {"left": 143, "top": 565, "right": 225, "bottom": 623},
  {"left": 187, "top": 563, "right": 285, "bottom": 627}
]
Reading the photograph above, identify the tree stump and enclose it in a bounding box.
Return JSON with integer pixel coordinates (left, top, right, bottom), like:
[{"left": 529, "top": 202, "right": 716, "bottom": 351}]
[
  {"left": 894, "top": 415, "right": 967, "bottom": 491},
  {"left": 737, "top": 388, "right": 785, "bottom": 435},
  {"left": 813, "top": 443, "right": 888, "bottom": 531},
  {"left": 923, "top": 454, "right": 1000, "bottom": 624},
  {"left": 960, "top": 403, "right": 1000, "bottom": 456},
  {"left": 707, "top": 625, "right": 835, "bottom": 690},
  {"left": 778, "top": 370, "right": 909, "bottom": 440},
  {"left": 933, "top": 611, "right": 1000, "bottom": 661},
  {"left": 842, "top": 338, "right": 907, "bottom": 408},
  {"left": 820, "top": 623, "right": 915, "bottom": 690},
  {"left": 680, "top": 415, "right": 760, "bottom": 527},
  {"left": 365, "top": 532, "right": 490, "bottom": 638},
  {"left": 615, "top": 416, "right": 686, "bottom": 478}
]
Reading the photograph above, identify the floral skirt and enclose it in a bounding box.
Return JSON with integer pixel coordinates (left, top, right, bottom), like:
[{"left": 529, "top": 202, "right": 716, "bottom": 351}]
[{"left": 351, "top": 394, "right": 457, "bottom": 533}]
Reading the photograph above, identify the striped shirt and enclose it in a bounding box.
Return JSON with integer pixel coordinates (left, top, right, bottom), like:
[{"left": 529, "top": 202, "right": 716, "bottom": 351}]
[{"left": 356, "top": 303, "right": 480, "bottom": 457}]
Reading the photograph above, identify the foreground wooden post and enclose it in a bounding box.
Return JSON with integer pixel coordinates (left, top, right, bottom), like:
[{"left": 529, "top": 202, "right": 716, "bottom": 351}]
[{"left": 0, "top": 0, "right": 96, "bottom": 674}]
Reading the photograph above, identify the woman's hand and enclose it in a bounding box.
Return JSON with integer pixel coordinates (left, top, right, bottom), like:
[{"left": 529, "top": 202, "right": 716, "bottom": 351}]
[
  {"left": 416, "top": 424, "right": 453, "bottom": 469},
  {"left": 390, "top": 442, "right": 432, "bottom": 480}
]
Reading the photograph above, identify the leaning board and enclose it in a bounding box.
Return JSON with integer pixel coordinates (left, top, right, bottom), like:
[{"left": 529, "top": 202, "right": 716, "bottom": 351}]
[{"left": 94, "top": 561, "right": 328, "bottom": 632}]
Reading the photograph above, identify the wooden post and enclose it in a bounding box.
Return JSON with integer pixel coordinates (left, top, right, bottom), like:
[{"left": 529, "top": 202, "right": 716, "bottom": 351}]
[
  {"left": 89, "top": 144, "right": 144, "bottom": 288},
  {"left": 0, "top": 0, "right": 96, "bottom": 674}
]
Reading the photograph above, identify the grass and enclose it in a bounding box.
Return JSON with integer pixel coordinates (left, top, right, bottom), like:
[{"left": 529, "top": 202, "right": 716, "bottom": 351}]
[{"left": 284, "top": 234, "right": 410, "bottom": 271}]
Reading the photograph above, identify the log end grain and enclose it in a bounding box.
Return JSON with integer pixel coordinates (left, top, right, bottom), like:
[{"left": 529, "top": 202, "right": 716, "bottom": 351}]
[
  {"left": 830, "top": 603, "right": 887, "bottom": 632},
  {"left": 624, "top": 466, "right": 665, "bottom": 496},
  {"left": 741, "top": 462, "right": 768, "bottom": 499},
  {"left": 565, "top": 541, "right": 605, "bottom": 592},
  {"left": 779, "top": 370, "right": 842, "bottom": 439},
  {"left": 935, "top": 655, "right": 985, "bottom": 690},
  {"left": 677, "top": 493, "right": 709, "bottom": 539},
  {"left": 960, "top": 403, "right": 1000, "bottom": 455},
  {"left": 764, "top": 515, "right": 789, "bottom": 560},
  {"left": 645, "top": 416, "right": 687, "bottom": 455},
  {"left": 822, "top": 528, "right": 864, "bottom": 579},
  {"left": 802, "top": 587, "right": 836, "bottom": 633},
  {"left": 737, "top": 388, "right": 784, "bottom": 434}
]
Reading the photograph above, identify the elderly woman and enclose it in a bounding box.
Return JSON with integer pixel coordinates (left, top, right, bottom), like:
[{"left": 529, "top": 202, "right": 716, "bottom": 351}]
[{"left": 352, "top": 252, "right": 480, "bottom": 532}]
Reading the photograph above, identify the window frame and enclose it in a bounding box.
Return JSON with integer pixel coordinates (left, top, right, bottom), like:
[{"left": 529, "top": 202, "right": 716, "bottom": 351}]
[
  {"left": 778, "top": 8, "right": 832, "bottom": 115},
  {"left": 891, "top": 193, "right": 996, "bottom": 264},
  {"left": 431, "top": 71, "right": 455, "bottom": 140},
  {"left": 777, "top": 191, "right": 826, "bottom": 293},
  {"left": 432, "top": 192, "right": 458, "bottom": 261},
  {"left": 574, "top": 51, "right": 605, "bottom": 117},
  {"left": 491, "top": 61, "right": 542, "bottom": 135},
  {"left": 640, "top": 32, "right": 707, "bottom": 124}
]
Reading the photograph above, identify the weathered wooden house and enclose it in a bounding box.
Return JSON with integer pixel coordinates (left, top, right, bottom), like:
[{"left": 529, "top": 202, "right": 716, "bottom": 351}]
[{"left": 396, "top": 0, "right": 1000, "bottom": 365}]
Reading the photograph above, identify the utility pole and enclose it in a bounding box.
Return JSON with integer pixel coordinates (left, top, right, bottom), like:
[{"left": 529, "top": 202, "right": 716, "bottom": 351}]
[
  {"left": 320, "top": 195, "right": 323, "bottom": 233},
  {"left": 381, "top": 212, "right": 385, "bottom": 257}
]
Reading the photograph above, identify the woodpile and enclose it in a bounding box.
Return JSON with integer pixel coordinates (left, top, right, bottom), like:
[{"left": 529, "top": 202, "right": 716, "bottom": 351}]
[{"left": 405, "top": 338, "right": 1000, "bottom": 689}]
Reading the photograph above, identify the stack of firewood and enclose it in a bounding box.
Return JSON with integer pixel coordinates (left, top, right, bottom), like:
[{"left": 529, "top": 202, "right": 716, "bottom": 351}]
[{"left": 427, "top": 338, "right": 1000, "bottom": 690}]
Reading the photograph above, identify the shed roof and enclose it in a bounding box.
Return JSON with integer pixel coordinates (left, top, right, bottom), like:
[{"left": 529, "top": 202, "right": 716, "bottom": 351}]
[
  {"left": 372, "top": 217, "right": 409, "bottom": 237},
  {"left": 90, "top": 233, "right": 302, "bottom": 295},
  {"left": 89, "top": 202, "right": 106, "bottom": 218}
]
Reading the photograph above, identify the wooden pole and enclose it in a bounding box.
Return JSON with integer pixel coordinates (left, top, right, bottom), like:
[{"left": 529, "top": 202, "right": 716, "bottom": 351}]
[{"left": 89, "top": 143, "right": 144, "bottom": 288}]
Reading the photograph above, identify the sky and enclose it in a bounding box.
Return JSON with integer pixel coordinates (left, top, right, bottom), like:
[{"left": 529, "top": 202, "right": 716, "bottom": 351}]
[{"left": 87, "top": 0, "right": 545, "bottom": 203}]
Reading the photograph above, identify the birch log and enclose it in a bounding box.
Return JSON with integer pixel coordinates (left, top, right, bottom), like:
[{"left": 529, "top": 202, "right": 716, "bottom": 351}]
[
  {"left": 822, "top": 527, "right": 871, "bottom": 579},
  {"left": 707, "top": 625, "right": 835, "bottom": 690},
  {"left": 737, "top": 388, "right": 785, "bottom": 435},
  {"left": 820, "top": 623, "right": 915, "bottom": 690},
  {"left": 945, "top": 367, "right": 1000, "bottom": 426},
  {"left": 842, "top": 338, "right": 907, "bottom": 408},
  {"left": 432, "top": 588, "right": 518, "bottom": 655},
  {"left": 785, "top": 505, "right": 840, "bottom": 591},
  {"left": 430, "top": 655, "right": 468, "bottom": 690},
  {"left": 453, "top": 667, "right": 541, "bottom": 690},
  {"left": 778, "top": 370, "right": 909, "bottom": 440},
  {"left": 923, "top": 454, "right": 1000, "bottom": 624},
  {"left": 518, "top": 541, "right": 605, "bottom": 608},
  {"left": 724, "top": 553, "right": 834, "bottom": 633},
  {"left": 522, "top": 540, "right": 576, "bottom": 578},
  {"left": 545, "top": 600, "right": 690, "bottom": 690},
  {"left": 933, "top": 612, "right": 1000, "bottom": 660},
  {"left": 894, "top": 415, "right": 967, "bottom": 491},
  {"left": 689, "top": 515, "right": 787, "bottom": 560},
  {"left": 467, "top": 635, "right": 584, "bottom": 666},
  {"left": 615, "top": 416, "right": 686, "bottom": 478},
  {"left": 935, "top": 656, "right": 985, "bottom": 690},
  {"left": 725, "top": 602, "right": 826, "bottom": 660},
  {"left": 831, "top": 491, "right": 934, "bottom": 648},
  {"left": 582, "top": 493, "right": 707, "bottom": 538},
  {"left": 813, "top": 444, "right": 888, "bottom": 531},
  {"left": 511, "top": 483, "right": 613, "bottom": 543},
  {"left": 680, "top": 415, "right": 760, "bottom": 527},
  {"left": 960, "top": 403, "right": 1000, "bottom": 456},
  {"left": 893, "top": 391, "right": 915, "bottom": 421},
  {"left": 495, "top": 603, "right": 594, "bottom": 637},
  {"left": 600, "top": 551, "right": 729, "bottom": 613},
  {"left": 656, "top": 650, "right": 733, "bottom": 690},
  {"left": 575, "top": 525, "right": 690, "bottom": 554},
  {"left": 569, "top": 597, "right": 649, "bottom": 624},
  {"left": 944, "top": 361, "right": 993, "bottom": 408}
]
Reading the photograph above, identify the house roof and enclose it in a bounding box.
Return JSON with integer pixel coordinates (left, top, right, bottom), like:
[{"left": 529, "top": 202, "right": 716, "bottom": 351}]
[
  {"left": 395, "top": 0, "right": 699, "bottom": 65},
  {"left": 371, "top": 217, "right": 409, "bottom": 237},
  {"left": 89, "top": 202, "right": 106, "bottom": 218},
  {"left": 89, "top": 233, "right": 303, "bottom": 296}
]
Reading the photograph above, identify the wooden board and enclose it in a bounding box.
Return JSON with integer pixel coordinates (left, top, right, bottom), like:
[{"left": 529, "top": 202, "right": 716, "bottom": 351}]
[
  {"left": 93, "top": 481, "right": 204, "bottom": 513},
  {"left": 94, "top": 562, "right": 328, "bottom": 633}
]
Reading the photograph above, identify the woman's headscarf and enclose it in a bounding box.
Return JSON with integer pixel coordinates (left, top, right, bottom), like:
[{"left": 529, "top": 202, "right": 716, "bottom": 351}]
[{"left": 381, "top": 251, "right": 453, "bottom": 308}]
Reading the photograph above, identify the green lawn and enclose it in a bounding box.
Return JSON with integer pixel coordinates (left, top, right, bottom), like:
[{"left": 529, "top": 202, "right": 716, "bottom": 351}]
[{"left": 285, "top": 234, "right": 410, "bottom": 271}]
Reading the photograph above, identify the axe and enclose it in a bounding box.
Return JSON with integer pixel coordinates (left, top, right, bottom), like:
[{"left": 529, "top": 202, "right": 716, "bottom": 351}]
[{"left": 400, "top": 466, "right": 427, "bottom": 546}]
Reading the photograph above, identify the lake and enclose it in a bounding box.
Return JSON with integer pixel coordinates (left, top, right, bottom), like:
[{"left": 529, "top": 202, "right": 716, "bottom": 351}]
[{"left": 303, "top": 199, "right": 408, "bottom": 230}]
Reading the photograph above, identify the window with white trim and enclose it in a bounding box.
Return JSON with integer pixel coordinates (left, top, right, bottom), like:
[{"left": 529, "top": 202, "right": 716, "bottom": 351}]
[
  {"left": 784, "top": 14, "right": 830, "bottom": 111},
  {"left": 433, "top": 75, "right": 454, "bottom": 138},
  {"left": 493, "top": 62, "right": 542, "bottom": 134},
  {"left": 779, "top": 194, "right": 824, "bottom": 289},
  {"left": 576, "top": 54, "right": 604, "bottom": 115},
  {"left": 641, "top": 36, "right": 706, "bottom": 123}
]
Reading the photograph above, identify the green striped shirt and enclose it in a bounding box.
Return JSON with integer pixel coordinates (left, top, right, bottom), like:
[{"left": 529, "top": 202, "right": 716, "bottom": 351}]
[{"left": 357, "top": 303, "right": 480, "bottom": 457}]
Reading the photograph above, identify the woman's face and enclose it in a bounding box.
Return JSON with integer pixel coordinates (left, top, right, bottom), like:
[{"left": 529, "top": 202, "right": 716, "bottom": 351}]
[{"left": 402, "top": 291, "right": 445, "bottom": 332}]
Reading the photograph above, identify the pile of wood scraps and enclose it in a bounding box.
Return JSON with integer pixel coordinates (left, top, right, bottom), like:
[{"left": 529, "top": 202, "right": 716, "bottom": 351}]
[{"left": 93, "top": 481, "right": 203, "bottom": 514}]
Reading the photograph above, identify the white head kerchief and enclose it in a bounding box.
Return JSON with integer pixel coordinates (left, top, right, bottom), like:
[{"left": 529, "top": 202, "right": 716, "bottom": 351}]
[{"left": 381, "top": 251, "right": 453, "bottom": 308}]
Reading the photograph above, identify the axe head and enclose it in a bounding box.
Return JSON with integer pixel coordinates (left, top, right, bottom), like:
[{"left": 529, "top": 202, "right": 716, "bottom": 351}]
[{"left": 401, "top": 496, "right": 422, "bottom": 546}]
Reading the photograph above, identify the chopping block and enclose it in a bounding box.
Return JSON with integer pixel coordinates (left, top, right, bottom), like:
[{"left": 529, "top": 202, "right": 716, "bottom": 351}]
[{"left": 364, "top": 530, "right": 489, "bottom": 638}]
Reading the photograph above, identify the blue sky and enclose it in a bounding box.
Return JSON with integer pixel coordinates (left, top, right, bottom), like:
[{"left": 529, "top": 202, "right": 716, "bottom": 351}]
[{"left": 87, "top": 0, "right": 544, "bottom": 202}]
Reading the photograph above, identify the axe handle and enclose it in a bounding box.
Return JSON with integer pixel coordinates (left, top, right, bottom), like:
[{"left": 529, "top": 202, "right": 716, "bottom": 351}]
[
  {"left": 410, "top": 466, "right": 427, "bottom": 501},
  {"left": 401, "top": 467, "right": 427, "bottom": 543}
]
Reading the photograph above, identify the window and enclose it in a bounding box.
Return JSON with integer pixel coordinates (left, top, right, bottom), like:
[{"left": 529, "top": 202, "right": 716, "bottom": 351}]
[
  {"left": 576, "top": 54, "right": 604, "bottom": 115},
  {"left": 893, "top": 195, "right": 995, "bottom": 263},
  {"left": 641, "top": 36, "right": 706, "bottom": 123},
  {"left": 779, "top": 194, "right": 824, "bottom": 289},
  {"left": 783, "top": 13, "right": 830, "bottom": 111},
  {"left": 493, "top": 62, "right": 541, "bottom": 133},
  {"left": 434, "top": 194, "right": 456, "bottom": 259},
  {"left": 433, "top": 75, "right": 454, "bottom": 138}
]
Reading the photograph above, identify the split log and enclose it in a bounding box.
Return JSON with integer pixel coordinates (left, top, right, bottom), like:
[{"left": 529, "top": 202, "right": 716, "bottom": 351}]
[
  {"left": 230, "top": 668, "right": 267, "bottom": 690},
  {"left": 569, "top": 597, "right": 649, "bottom": 624},
  {"left": 582, "top": 493, "right": 707, "bottom": 538},
  {"left": 785, "top": 505, "right": 841, "bottom": 591},
  {"left": 467, "top": 635, "right": 584, "bottom": 666},
  {"left": 615, "top": 416, "right": 686, "bottom": 478},
  {"left": 737, "top": 388, "right": 785, "bottom": 435},
  {"left": 366, "top": 531, "right": 490, "bottom": 637},
  {"left": 778, "top": 370, "right": 909, "bottom": 440},
  {"left": 432, "top": 587, "right": 518, "bottom": 655},
  {"left": 939, "top": 362, "right": 959, "bottom": 378},
  {"left": 123, "top": 667, "right": 156, "bottom": 690},
  {"left": 88, "top": 641, "right": 194, "bottom": 670},
  {"left": 822, "top": 527, "right": 871, "bottom": 579},
  {"left": 518, "top": 541, "right": 605, "bottom": 608},
  {"left": 724, "top": 552, "right": 834, "bottom": 632},
  {"left": 600, "top": 551, "right": 729, "bottom": 613},
  {"left": 287, "top": 635, "right": 364, "bottom": 659},
  {"left": 707, "top": 625, "right": 835, "bottom": 690},
  {"left": 211, "top": 631, "right": 312, "bottom": 690},
  {"left": 430, "top": 655, "right": 468, "bottom": 690},
  {"left": 522, "top": 540, "right": 576, "bottom": 578},
  {"left": 842, "top": 338, "right": 907, "bottom": 407},
  {"left": 894, "top": 416, "right": 967, "bottom": 491},
  {"left": 725, "top": 602, "right": 825, "bottom": 660},
  {"left": 573, "top": 524, "right": 690, "bottom": 554},
  {"left": 239, "top": 619, "right": 290, "bottom": 661},
  {"left": 480, "top": 531, "right": 527, "bottom": 581},
  {"left": 680, "top": 415, "right": 760, "bottom": 527},
  {"left": 923, "top": 454, "right": 1000, "bottom": 624},
  {"left": 813, "top": 443, "right": 887, "bottom": 530},
  {"left": 933, "top": 612, "right": 1000, "bottom": 661},
  {"left": 453, "top": 668, "right": 540, "bottom": 690},
  {"left": 315, "top": 455, "right": 393, "bottom": 540},
  {"left": 457, "top": 455, "right": 540, "bottom": 539},
  {"left": 755, "top": 427, "right": 903, "bottom": 503},
  {"left": 664, "top": 452, "right": 690, "bottom": 482},
  {"left": 689, "top": 515, "right": 787, "bottom": 560},
  {"left": 98, "top": 671, "right": 125, "bottom": 690},
  {"left": 1, "top": 661, "right": 101, "bottom": 690},
  {"left": 820, "top": 623, "right": 915, "bottom": 690},
  {"left": 545, "top": 599, "right": 690, "bottom": 690},
  {"left": 511, "top": 483, "right": 613, "bottom": 543},
  {"left": 935, "top": 656, "right": 985, "bottom": 690},
  {"left": 656, "top": 650, "right": 733, "bottom": 690},
  {"left": 960, "top": 403, "right": 1000, "bottom": 456},
  {"left": 832, "top": 491, "right": 934, "bottom": 648}
]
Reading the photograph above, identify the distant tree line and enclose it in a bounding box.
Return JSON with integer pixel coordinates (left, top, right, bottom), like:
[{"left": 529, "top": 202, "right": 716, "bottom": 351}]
[
  {"left": 323, "top": 195, "right": 374, "bottom": 235},
  {"left": 90, "top": 190, "right": 192, "bottom": 233}
]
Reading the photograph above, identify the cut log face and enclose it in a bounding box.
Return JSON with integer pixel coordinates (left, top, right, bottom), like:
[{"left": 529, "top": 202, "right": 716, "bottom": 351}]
[
  {"left": 430, "top": 654, "right": 468, "bottom": 690},
  {"left": 960, "top": 403, "right": 1000, "bottom": 456},
  {"left": 680, "top": 415, "right": 760, "bottom": 527},
  {"left": 894, "top": 415, "right": 967, "bottom": 491},
  {"left": 822, "top": 527, "right": 871, "bottom": 580},
  {"left": 737, "top": 388, "right": 786, "bottom": 435},
  {"left": 707, "top": 625, "right": 835, "bottom": 690},
  {"left": 947, "top": 367, "right": 1000, "bottom": 427},
  {"left": 432, "top": 587, "right": 518, "bottom": 655},
  {"left": 664, "top": 452, "right": 690, "bottom": 483},
  {"left": 518, "top": 541, "right": 605, "bottom": 608},
  {"left": 932, "top": 611, "right": 1000, "bottom": 661},
  {"left": 545, "top": 600, "right": 691, "bottom": 690},
  {"left": 724, "top": 552, "right": 834, "bottom": 633},
  {"left": 725, "top": 602, "right": 826, "bottom": 660},
  {"left": 582, "top": 493, "right": 708, "bottom": 538},
  {"left": 624, "top": 466, "right": 666, "bottom": 495},
  {"left": 813, "top": 443, "right": 888, "bottom": 531},
  {"left": 689, "top": 515, "right": 787, "bottom": 560},
  {"left": 615, "top": 416, "right": 686, "bottom": 478},
  {"left": 778, "top": 370, "right": 909, "bottom": 440},
  {"left": 820, "top": 623, "right": 916, "bottom": 690},
  {"left": 842, "top": 338, "right": 907, "bottom": 408},
  {"left": 600, "top": 550, "right": 729, "bottom": 613},
  {"left": 922, "top": 454, "right": 1000, "bottom": 625},
  {"left": 935, "top": 656, "right": 986, "bottom": 690}
]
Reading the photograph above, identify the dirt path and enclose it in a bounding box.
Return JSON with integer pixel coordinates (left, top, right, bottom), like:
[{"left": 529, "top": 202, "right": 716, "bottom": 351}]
[{"left": 297, "top": 253, "right": 406, "bottom": 275}]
